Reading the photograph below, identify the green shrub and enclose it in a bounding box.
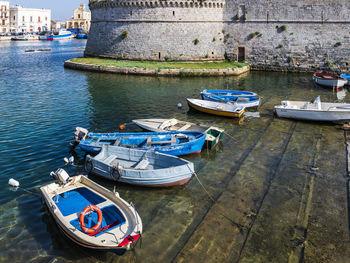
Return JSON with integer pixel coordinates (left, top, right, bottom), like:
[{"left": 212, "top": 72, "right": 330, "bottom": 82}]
[
  {"left": 326, "top": 60, "right": 334, "bottom": 68},
  {"left": 287, "top": 56, "right": 294, "bottom": 63},
  {"left": 121, "top": 30, "right": 128, "bottom": 39},
  {"left": 222, "top": 29, "right": 226, "bottom": 34},
  {"left": 255, "top": 31, "right": 261, "bottom": 35},
  {"left": 336, "top": 41, "right": 343, "bottom": 47},
  {"left": 205, "top": 54, "right": 209, "bottom": 58},
  {"left": 278, "top": 44, "right": 284, "bottom": 48},
  {"left": 226, "top": 33, "right": 231, "bottom": 38},
  {"left": 248, "top": 32, "right": 256, "bottom": 39},
  {"left": 280, "top": 25, "right": 287, "bottom": 31},
  {"left": 212, "top": 37, "right": 216, "bottom": 42},
  {"left": 164, "top": 55, "right": 171, "bottom": 61},
  {"left": 194, "top": 38, "right": 199, "bottom": 45}
]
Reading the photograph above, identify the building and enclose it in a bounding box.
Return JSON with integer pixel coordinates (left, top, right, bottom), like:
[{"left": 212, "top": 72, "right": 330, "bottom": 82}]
[
  {"left": 66, "top": 4, "right": 90, "bottom": 32},
  {"left": 10, "top": 5, "right": 51, "bottom": 33},
  {"left": 51, "top": 20, "right": 65, "bottom": 31},
  {"left": 0, "top": 1, "right": 9, "bottom": 33},
  {"left": 85, "top": 0, "right": 350, "bottom": 72}
]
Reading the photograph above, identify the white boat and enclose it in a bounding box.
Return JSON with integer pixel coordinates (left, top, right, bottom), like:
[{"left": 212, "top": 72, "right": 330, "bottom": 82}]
[
  {"left": 132, "top": 118, "right": 224, "bottom": 149},
  {"left": 47, "top": 29, "right": 72, "bottom": 40},
  {"left": 40, "top": 168, "right": 142, "bottom": 250},
  {"left": 187, "top": 98, "right": 245, "bottom": 118},
  {"left": 274, "top": 96, "right": 350, "bottom": 122},
  {"left": 86, "top": 144, "right": 195, "bottom": 187},
  {"left": 312, "top": 71, "right": 347, "bottom": 90}
]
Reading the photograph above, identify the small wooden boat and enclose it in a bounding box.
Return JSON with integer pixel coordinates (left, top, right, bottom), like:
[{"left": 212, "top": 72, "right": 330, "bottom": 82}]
[
  {"left": 340, "top": 73, "right": 350, "bottom": 85},
  {"left": 74, "top": 128, "right": 206, "bottom": 156},
  {"left": 312, "top": 71, "right": 347, "bottom": 89},
  {"left": 274, "top": 96, "right": 350, "bottom": 122},
  {"left": 201, "top": 93, "right": 260, "bottom": 108},
  {"left": 132, "top": 118, "right": 224, "bottom": 149},
  {"left": 201, "top": 89, "right": 257, "bottom": 99},
  {"left": 186, "top": 98, "right": 245, "bottom": 118},
  {"left": 40, "top": 168, "right": 142, "bottom": 250},
  {"left": 86, "top": 145, "right": 195, "bottom": 187}
]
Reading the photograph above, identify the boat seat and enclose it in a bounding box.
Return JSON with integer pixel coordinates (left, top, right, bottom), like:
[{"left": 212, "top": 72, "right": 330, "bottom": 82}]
[
  {"left": 114, "top": 137, "right": 122, "bottom": 146},
  {"left": 237, "top": 97, "right": 249, "bottom": 102},
  {"left": 146, "top": 135, "right": 176, "bottom": 146},
  {"left": 178, "top": 124, "right": 192, "bottom": 131},
  {"left": 133, "top": 158, "right": 150, "bottom": 169},
  {"left": 104, "top": 155, "right": 118, "bottom": 164}
]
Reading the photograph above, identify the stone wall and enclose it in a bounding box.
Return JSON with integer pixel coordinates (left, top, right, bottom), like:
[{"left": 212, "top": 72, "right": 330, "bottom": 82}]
[
  {"left": 86, "top": 0, "right": 350, "bottom": 71},
  {"left": 85, "top": 0, "right": 226, "bottom": 61}
]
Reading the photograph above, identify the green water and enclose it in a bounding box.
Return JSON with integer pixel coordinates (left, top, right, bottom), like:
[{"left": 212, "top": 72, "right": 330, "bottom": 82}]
[{"left": 0, "top": 40, "right": 349, "bottom": 262}]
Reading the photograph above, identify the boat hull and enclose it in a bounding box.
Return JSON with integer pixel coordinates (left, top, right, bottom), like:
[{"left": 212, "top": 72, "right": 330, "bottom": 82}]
[
  {"left": 132, "top": 118, "right": 224, "bottom": 150},
  {"left": 187, "top": 98, "right": 244, "bottom": 118},
  {"left": 86, "top": 145, "right": 195, "bottom": 187},
  {"left": 47, "top": 34, "right": 72, "bottom": 40},
  {"left": 79, "top": 131, "right": 206, "bottom": 156},
  {"left": 275, "top": 107, "right": 350, "bottom": 122},
  {"left": 201, "top": 93, "right": 260, "bottom": 108}
]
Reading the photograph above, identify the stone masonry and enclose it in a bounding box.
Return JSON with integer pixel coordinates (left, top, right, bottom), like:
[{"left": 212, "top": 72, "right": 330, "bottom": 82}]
[{"left": 85, "top": 0, "right": 350, "bottom": 71}]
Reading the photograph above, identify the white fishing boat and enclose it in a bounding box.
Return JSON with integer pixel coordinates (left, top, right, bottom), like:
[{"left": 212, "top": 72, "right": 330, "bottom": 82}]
[
  {"left": 187, "top": 98, "right": 245, "bottom": 118},
  {"left": 274, "top": 96, "right": 350, "bottom": 122},
  {"left": 132, "top": 118, "right": 224, "bottom": 149},
  {"left": 47, "top": 29, "right": 72, "bottom": 40},
  {"left": 40, "top": 168, "right": 142, "bottom": 250},
  {"left": 312, "top": 71, "right": 347, "bottom": 90},
  {"left": 85, "top": 144, "right": 195, "bottom": 187}
]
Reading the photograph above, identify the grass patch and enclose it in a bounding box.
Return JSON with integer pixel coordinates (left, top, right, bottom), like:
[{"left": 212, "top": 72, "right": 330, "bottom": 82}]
[{"left": 71, "top": 57, "right": 248, "bottom": 69}]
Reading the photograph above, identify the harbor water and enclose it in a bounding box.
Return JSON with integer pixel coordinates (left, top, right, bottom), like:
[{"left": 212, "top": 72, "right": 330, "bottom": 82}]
[{"left": 0, "top": 40, "right": 349, "bottom": 262}]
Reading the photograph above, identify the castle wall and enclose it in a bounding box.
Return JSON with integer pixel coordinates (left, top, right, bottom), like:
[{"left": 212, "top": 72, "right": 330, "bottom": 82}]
[
  {"left": 85, "top": 0, "right": 226, "bottom": 61},
  {"left": 86, "top": 0, "right": 350, "bottom": 71}
]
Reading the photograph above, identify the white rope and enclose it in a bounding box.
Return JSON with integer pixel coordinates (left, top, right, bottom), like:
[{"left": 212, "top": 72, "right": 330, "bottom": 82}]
[{"left": 188, "top": 165, "right": 215, "bottom": 202}]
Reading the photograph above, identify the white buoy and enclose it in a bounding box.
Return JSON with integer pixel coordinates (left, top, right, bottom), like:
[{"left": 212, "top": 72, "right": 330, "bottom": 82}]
[
  {"left": 8, "top": 178, "right": 19, "bottom": 187},
  {"left": 68, "top": 156, "right": 74, "bottom": 164},
  {"left": 177, "top": 103, "right": 182, "bottom": 109},
  {"left": 64, "top": 157, "right": 69, "bottom": 164}
]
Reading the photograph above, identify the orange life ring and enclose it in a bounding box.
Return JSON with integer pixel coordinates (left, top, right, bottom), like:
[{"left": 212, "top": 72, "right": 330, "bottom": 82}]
[{"left": 79, "top": 205, "right": 103, "bottom": 234}]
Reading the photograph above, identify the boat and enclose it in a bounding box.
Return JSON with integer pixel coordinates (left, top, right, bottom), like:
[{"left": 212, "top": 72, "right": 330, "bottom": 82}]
[
  {"left": 76, "top": 32, "right": 88, "bottom": 39},
  {"left": 132, "top": 118, "right": 224, "bottom": 149},
  {"left": 201, "top": 93, "right": 260, "bottom": 108},
  {"left": 274, "top": 96, "right": 350, "bottom": 122},
  {"left": 85, "top": 144, "right": 195, "bottom": 187},
  {"left": 312, "top": 71, "right": 347, "bottom": 89},
  {"left": 40, "top": 168, "right": 142, "bottom": 250},
  {"left": 340, "top": 73, "right": 350, "bottom": 85},
  {"left": 11, "top": 34, "right": 37, "bottom": 41},
  {"left": 47, "top": 29, "right": 72, "bottom": 40},
  {"left": 186, "top": 98, "right": 245, "bottom": 118},
  {"left": 201, "top": 89, "right": 257, "bottom": 99},
  {"left": 74, "top": 127, "right": 206, "bottom": 156}
]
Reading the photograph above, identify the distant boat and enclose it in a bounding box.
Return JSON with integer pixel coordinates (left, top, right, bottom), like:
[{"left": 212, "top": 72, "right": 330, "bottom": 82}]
[
  {"left": 132, "top": 118, "right": 224, "bottom": 149},
  {"left": 74, "top": 127, "right": 206, "bottom": 156},
  {"left": 41, "top": 168, "right": 142, "bottom": 250},
  {"left": 312, "top": 71, "right": 347, "bottom": 89},
  {"left": 187, "top": 98, "right": 245, "bottom": 118},
  {"left": 11, "top": 34, "right": 37, "bottom": 41},
  {"left": 274, "top": 96, "right": 350, "bottom": 122},
  {"left": 86, "top": 144, "right": 195, "bottom": 187},
  {"left": 340, "top": 73, "right": 350, "bottom": 85},
  {"left": 76, "top": 33, "right": 88, "bottom": 39},
  {"left": 47, "top": 29, "right": 72, "bottom": 40},
  {"left": 201, "top": 89, "right": 257, "bottom": 99},
  {"left": 201, "top": 93, "right": 260, "bottom": 108}
]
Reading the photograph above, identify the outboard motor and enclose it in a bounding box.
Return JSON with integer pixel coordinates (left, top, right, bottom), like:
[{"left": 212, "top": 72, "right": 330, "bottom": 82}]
[
  {"left": 72, "top": 127, "right": 89, "bottom": 148},
  {"left": 50, "top": 168, "right": 71, "bottom": 184}
]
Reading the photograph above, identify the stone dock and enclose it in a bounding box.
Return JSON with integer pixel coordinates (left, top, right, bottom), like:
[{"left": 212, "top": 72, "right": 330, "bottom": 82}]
[{"left": 108, "top": 114, "right": 350, "bottom": 262}]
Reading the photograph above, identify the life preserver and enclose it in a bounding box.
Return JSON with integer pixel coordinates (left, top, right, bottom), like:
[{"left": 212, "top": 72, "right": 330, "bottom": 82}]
[{"left": 79, "top": 205, "right": 103, "bottom": 234}]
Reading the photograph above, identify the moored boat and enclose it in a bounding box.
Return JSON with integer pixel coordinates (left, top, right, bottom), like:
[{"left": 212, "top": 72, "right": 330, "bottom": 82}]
[
  {"left": 74, "top": 127, "right": 206, "bottom": 156},
  {"left": 312, "top": 71, "right": 347, "bottom": 89},
  {"left": 274, "top": 96, "right": 350, "bottom": 122},
  {"left": 340, "top": 73, "right": 350, "bottom": 85},
  {"left": 201, "top": 93, "right": 260, "bottom": 108},
  {"left": 40, "top": 168, "right": 142, "bottom": 250},
  {"left": 186, "top": 98, "right": 245, "bottom": 118},
  {"left": 47, "top": 29, "right": 72, "bottom": 40},
  {"left": 85, "top": 144, "right": 195, "bottom": 187},
  {"left": 201, "top": 89, "right": 257, "bottom": 99},
  {"left": 132, "top": 118, "right": 224, "bottom": 149}
]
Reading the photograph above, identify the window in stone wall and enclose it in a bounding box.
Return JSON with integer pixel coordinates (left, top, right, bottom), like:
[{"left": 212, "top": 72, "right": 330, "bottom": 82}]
[
  {"left": 173, "top": 11, "right": 175, "bottom": 16},
  {"left": 238, "top": 47, "right": 245, "bottom": 62}
]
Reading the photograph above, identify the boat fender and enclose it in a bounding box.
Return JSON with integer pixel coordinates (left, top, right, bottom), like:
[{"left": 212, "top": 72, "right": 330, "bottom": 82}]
[
  {"left": 74, "top": 127, "right": 88, "bottom": 143},
  {"left": 8, "top": 178, "right": 19, "bottom": 187},
  {"left": 84, "top": 158, "right": 94, "bottom": 173},
  {"left": 79, "top": 205, "right": 103, "bottom": 234},
  {"left": 110, "top": 165, "right": 122, "bottom": 180}
]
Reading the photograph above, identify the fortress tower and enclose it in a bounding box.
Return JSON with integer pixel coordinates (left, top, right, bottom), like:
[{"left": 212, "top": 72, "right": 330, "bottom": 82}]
[{"left": 86, "top": 0, "right": 350, "bottom": 71}]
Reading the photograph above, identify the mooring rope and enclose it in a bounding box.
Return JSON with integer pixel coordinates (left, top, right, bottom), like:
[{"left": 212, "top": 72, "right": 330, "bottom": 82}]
[
  {"left": 188, "top": 165, "right": 215, "bottom": 202},
  {"left": 223, "top": 131, "right": 236, "bottom": 142}
]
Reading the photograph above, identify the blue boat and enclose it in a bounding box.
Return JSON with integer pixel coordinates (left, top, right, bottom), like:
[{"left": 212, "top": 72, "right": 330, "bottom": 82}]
[
  {"left": 340, "top": 73, "right": 350, "bottom": 85},
  {"left": 86, "top": 145, "right": 195, "bottom": 187},
  {"left": 201, "top": 89, "right": 260, "bottom": 108},
  {"left": 74, "top": 127, "right": 206, "bottom": 156},
  {"left": 76, "top": 33, "right": 88, "bottom": 39}
]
